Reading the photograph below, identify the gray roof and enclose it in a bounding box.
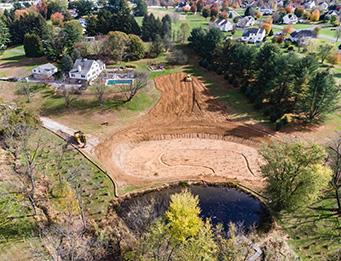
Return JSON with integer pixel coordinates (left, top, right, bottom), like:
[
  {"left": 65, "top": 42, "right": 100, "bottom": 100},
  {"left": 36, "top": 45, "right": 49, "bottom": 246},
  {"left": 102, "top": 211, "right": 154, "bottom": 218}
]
[
  {"left": 242, "top": 28, "right": 265, "bottom": 37},
  {"left": 69, "top": 58, "right": 104, "bottom": 74},
  {"left": 259, "top": 5, "right": 272, "bottom": 9},
  {"left": 34, "top": 63, "right": 57, "bottom": 71},
  {"left": 290, "top": 30, "right": 317, "bottom": 38}
]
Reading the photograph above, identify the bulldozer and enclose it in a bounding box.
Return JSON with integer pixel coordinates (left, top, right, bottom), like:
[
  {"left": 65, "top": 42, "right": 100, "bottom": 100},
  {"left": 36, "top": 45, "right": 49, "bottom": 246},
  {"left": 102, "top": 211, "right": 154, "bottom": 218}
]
[
  {"left": 74, "top": 131, "right": 87, "bottom": 148},
  {"left": 185, "top": 74, "right": 192, "bottom": 82}
]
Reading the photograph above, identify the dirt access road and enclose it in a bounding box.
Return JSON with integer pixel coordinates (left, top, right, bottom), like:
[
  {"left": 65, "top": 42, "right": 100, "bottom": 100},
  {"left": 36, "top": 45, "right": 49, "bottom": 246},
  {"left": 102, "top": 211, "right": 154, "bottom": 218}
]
[{"left": 95, "top": 73, "right": 275, "bottom": 190}]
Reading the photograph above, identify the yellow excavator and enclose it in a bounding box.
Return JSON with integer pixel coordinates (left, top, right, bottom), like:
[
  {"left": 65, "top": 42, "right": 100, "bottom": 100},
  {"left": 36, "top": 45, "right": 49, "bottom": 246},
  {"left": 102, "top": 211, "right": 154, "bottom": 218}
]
[
  {"left": 74, "top": 131, "right": 87, "bottom": 148},
  {"left": 185, "top": 74, "right": 192, "bottom": 82}
]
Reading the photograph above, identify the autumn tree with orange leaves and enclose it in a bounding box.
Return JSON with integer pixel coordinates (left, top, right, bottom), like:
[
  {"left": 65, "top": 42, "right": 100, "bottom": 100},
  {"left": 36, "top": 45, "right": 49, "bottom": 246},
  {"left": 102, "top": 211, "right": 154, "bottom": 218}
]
[{"left": 310, "top": 9, "right": 320, "bottom": 22}]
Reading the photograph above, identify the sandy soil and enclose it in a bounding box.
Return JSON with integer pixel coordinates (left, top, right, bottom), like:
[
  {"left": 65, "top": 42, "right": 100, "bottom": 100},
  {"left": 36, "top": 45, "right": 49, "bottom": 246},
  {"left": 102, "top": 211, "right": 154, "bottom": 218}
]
[{"left": 94, "top": 73, "right": 275, "bottom": 190}]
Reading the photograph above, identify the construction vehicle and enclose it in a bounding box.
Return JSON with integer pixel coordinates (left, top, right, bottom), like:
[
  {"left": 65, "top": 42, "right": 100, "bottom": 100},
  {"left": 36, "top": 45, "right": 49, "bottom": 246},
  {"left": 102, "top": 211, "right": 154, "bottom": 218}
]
[
  {"left": 74, "top": 131, "right": 87, "bottom": 148},
  {"left": 185, "top": 74, "right": 192, "bottom": 82}
]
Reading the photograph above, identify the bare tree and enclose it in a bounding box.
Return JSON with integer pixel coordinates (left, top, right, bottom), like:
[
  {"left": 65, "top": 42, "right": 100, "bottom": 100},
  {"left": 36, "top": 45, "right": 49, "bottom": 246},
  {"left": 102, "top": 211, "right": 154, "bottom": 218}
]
[
  {"left": 17, "top": 81, "right": 32, "bottom": 103},
  {"left": 66, "top": 163, "right": 89, "bottom": 229},
  {"left": 93, "top": 80, "right": 107, "bottom": 106},
  {"left": 328, "top": 131, "right": 341, "bottom": 213},
  {"left": 53, "top": 143, "right": 68, "bottom": 184},
  {"left": 11, "top": 124, "right": 46, "bottom": 216},
  {"left": 335, "top": 26, "right": 341, "bottom": 42},
  {"left": 61, "top": 87, "right": 79, "bottom": 108},
  {"left": 171, "top": 12, "right": 180, "bottom": 25},
  {"left": 118, "top": 72, "right": 148, "bottom": 103},
  {"left": 163, "top": 35, "right": 173, "bottom": 52}
]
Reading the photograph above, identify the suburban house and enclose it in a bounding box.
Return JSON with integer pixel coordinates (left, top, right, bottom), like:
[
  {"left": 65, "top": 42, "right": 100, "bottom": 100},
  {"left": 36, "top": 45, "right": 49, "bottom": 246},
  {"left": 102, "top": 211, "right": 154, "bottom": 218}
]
[
  {"left": 319, "top": 2, "right": 328, "bottom": 10},
  {"left": 277, "top": 0, "right": 284, "bottom": 7},
  {"left": 69, "top": 58, "right": 106, "bottom": 82},
  {"left": 259, "top": 5, "right": 273, "bottom": 15},
  {"left": 290, "top": 30, "right": 317, "bottom": 45},
  {"left": 325, "top": 10, "right": 339, "bottom": 17},
  {"left": 236, "top": 16, "right": 255, "bottom": 28},
  {"left": 241, "top": 28, "right": 266, "bottom": 43},
  {"left": 67, "top": 9, "right": 77, "bottom": 17},
  {"left": 229, "top": 10, "right": 240, "bottom": 18},
  {"left": 283, "top": 14, "right": 298, "bottom": 24},
  {"left": 83, "top": 36, "right": 96, "bottom": 42},
  {"left": 214, "top": 19, "right": 234, "bottom": 32},
  {"left": 32, "top": 63, "right": 58, "bottom": 79},
  {"left": 177, "top": 2, "right": 190, "bottom": 11},
  {"left": 304, "top": 0, "right": 315, "bottom": 9}
]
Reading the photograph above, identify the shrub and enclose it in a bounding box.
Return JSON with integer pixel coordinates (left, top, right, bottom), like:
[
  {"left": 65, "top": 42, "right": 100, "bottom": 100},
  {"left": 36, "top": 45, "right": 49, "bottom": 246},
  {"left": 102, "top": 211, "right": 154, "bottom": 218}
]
[
  {"left": 228, "top": 75, "right": 235, "bottom": 84},
  {"left": 275, "top": 120, "right": 284, "bottom": 131},
  {"left": 199, "top": 57, "right": 204, "bottom": 66},
  {"left": 126, "top": 64, "right": 138, "bottom": 68},
  {"left": 249, "top": 91, "right": 258, "bottom": 103},
  {"left": 254, "top": 98, "right": 263, "bottom": 110},
  {"left": 212, "top": 63, "right": 219, "bottom": 71},
  {"left": 264, "top": 106, "right": 272, "bottom": 116},
  {"left": 284, "top": 41, "right": 290, "bottom": 48},
  {"left": 202, "top": 59, "right": 208, "bottom": 68},
  {"left": 270, "top": 111, "right": 279, "bottom": 123},
  {"left": 207, "top": 63, "right": 213, "bottom": 71},
  {"left": 167, "top": 50, "right": 188, "bottom": 65},
  {"left": 245, "top": 87, "right": 253, "bottom": 98},
  {"left": 288, "top": 46, "right": 294, "bottom": 51},
  {"left": 240, "top": 80, "right": 249, "bottom": 93},
  {"left": 216, "top": 66, "right": 223, "bottom": 75},
  {"left": 232, "top": 78, "right": 239, "bottom": 88},
  {"left": 224, "top": 72, "right": 229, "bottom": 80}
]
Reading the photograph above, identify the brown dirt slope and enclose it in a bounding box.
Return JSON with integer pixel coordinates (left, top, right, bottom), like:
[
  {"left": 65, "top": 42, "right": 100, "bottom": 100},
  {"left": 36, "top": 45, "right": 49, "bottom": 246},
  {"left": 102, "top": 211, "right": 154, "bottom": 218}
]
[{"left": 94, "top": 73, "right": 274, "bottom": 189}]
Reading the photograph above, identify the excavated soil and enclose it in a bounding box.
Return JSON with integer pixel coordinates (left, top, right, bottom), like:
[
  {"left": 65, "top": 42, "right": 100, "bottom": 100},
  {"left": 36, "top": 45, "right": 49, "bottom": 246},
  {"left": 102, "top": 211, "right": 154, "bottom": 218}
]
[{"left": 94, "top": 73, "right": 274, "bottom": 190}]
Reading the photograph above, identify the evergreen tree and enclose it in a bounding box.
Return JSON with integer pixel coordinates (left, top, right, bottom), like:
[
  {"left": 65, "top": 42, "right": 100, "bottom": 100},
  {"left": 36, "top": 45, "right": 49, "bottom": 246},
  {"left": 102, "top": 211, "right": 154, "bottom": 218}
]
[
  {"left": 23, "top": 33, "right": 44, "bottom": 57},
  {"left": 107, "top": 0, "right": 130, "bottom": 14},
  {"left": 64, "top": 22, "right": 82, "bottom": 53},
  {"left": 296, "top": 71, "right": 340, "bottom": 122},
  {"left": 133, "top": 0, "right": 147, "bottom": 16},
  {"left": 0, "top": 20, "right": 10, "bottom": 53},
  {"left": 71, "top": 48, "right": 81, "bottom": 61},
  {"left": 150, "top": 34, "right": 164, "bottom": 57},
  {"left": 188, "top": 27, "right": 207, "bottom": 53},
  {"left": 201, "top": 27, "right": 223, "bottom": 62},
  {"left": 60, "top": 52, "right": 74, "bottom": 74},
  {"left": 141, "top": 13, "right": 162, "bottom": 41},
  {"left": 85, "top": 15, "right": 98, "bottom": 36},
  {"left": 10, "top": 13, "right": 47, "bottom": 45}
]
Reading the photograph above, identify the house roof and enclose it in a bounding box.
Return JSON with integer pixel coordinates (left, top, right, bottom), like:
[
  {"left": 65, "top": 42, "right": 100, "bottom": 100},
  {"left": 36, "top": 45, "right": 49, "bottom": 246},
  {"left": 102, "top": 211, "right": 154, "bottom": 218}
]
[
  {"left": 284, "top": 14, "right": 298, "bottom": 20},
  {"left": 70, "top": 59, "right": 95, "bottom": 74},
  {"left": 259, "top": 5, "right": 272, "bottom": 9},
  {"left": 215, "top": 19, "right": 232, "bottom": 26},
  {"left": 34, "top": 63, "right": 57, "bottom": 71},
  {"left": 242, "top": 28, "right": 265, "bottom": 37},
  {"left": 290, "top": 30, "right": 317, "bottom": 38}
]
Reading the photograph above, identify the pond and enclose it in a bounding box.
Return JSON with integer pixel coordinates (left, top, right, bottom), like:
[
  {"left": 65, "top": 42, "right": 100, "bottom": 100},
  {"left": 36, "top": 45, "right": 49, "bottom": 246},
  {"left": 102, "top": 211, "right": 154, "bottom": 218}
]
[{"left": 118, "top": 184, "right": 272, "bottom": 233}]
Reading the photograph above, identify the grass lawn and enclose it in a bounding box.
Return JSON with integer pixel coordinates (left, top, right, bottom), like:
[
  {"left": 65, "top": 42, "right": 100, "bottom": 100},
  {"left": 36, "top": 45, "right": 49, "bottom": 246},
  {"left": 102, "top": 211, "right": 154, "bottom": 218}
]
[
  {"left": 276, "top": 192, "right": 341, "bottom": 259},
  {"left": 320, "top": 28, "right": 338, "bottom": 38}
]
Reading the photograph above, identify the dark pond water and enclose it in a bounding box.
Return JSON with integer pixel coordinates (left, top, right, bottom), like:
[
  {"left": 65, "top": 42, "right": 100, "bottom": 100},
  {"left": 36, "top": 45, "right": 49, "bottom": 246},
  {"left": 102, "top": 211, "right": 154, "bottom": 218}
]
[{"left": 118, "top": 185, "right": 272, "bottom": 233}]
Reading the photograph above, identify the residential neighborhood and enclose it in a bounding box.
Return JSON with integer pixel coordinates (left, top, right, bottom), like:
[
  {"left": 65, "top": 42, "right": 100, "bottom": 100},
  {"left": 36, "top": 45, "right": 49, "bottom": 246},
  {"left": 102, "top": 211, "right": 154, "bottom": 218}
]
[{"left": 0, "top": 0, "right": 340, "bottom": 260}]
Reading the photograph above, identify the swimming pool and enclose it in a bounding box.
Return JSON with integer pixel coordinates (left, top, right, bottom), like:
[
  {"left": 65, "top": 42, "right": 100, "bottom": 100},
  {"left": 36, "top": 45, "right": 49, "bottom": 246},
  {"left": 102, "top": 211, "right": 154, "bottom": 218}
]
[{"left": 106, "top": 79, "right": 133, "bottom": 85}]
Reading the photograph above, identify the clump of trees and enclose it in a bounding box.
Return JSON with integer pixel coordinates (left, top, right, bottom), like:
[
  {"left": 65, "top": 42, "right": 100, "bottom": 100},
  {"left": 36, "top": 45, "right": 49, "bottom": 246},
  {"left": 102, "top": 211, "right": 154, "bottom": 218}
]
[
  {"left": 260, "top": 140, "right": 331, "bottom": 212},
  {"left": 189, "top": 27, "right": 340, "bottom": 126},
  {"left": 127, "top": 189, "right": 259, "bottom": 260}
]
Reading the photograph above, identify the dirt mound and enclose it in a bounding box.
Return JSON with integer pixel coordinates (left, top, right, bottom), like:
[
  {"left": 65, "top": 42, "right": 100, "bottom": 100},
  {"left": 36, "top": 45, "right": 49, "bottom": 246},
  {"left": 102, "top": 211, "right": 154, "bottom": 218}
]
[{"left": 94, "top": 73, "right": 274, "bottom": 190}]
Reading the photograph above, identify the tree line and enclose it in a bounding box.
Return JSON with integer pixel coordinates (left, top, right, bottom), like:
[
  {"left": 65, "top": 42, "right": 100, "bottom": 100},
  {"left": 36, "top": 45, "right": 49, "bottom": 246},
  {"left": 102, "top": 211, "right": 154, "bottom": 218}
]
[{"left": 189, "top": 27, "right": 340, "bottom": 129}]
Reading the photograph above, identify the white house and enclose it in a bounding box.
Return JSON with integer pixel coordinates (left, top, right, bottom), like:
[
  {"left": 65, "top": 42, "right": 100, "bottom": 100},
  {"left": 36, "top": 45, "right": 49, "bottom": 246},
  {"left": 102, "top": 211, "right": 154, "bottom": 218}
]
[
  {"left": 325, "top": 10, "right": 339, "bottom": 17},
  {"left": 259, "top": 5, "right": 273, "bottom": 15},
  {"left": 177, "top": 2, "right": 190, "bottom": 11},
  {"left": 79, "top": 18, "right": 87, "bottom": 28},
  {"left": 67, "top": 9, "right": 77, "bottom": 18},
  {"left": 229, "top": 10, "right": 240, "bottom": 18},
  {"left": 69, "top": 58, "right": 106, "bottom": 82},
  {"left": 304, "top": 0, "right": 315, "bottom": 9},
  {"left": 290, "top": 30, "right": 317, "bottom": 45},
  {"left": 277, "top": 0, "right": 284, "bottom": 7},
  {"left": 214, "top": 19, "right": 234, "bottom": 32},
  {"left": 241, "top": 28, "right": 266, "bottom": 43},
  {"left": 32, "top": 63, "right": 57, "bottom": 79},
  {"left": 283, "top": 14, "right": 298, "bottom": 24},
  {"left": 319, "top": 2, "right": 328, "bottom": 10},
  {"left": 236, "top": 16, "right": 255, "bottom": 28}
]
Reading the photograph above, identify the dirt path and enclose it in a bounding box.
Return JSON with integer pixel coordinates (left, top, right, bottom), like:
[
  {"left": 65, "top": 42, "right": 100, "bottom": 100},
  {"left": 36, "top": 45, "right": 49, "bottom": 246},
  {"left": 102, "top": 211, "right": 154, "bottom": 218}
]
[{"left": 94, "top": 73, "right": 275, "bottom": 190}]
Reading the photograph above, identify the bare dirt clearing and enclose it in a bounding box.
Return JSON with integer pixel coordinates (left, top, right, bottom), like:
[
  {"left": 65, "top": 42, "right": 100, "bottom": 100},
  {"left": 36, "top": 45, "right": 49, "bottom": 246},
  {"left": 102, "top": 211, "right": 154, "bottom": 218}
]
[{"left": 94, "top": 73, "right": 274, "bottom": 191}]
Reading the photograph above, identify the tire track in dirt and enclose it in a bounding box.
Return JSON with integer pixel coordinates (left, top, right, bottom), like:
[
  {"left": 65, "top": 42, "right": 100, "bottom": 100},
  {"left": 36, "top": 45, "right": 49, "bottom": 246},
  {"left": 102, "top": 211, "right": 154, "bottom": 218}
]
[{"left": 94, "top": 73, "right": 274, "bottom": 190}]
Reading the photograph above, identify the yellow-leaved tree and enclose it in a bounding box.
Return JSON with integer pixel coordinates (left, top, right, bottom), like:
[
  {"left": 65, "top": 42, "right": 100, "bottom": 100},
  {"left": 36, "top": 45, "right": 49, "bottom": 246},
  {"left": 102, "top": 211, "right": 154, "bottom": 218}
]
[{"left": 165, "top": 189, "right": 203, "bottom": 244}]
